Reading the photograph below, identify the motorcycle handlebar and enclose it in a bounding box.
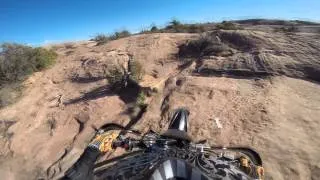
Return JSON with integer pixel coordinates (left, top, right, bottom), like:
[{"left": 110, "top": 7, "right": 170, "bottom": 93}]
[
  {"left": 112, "top": 138, "right": 262, "bottom": 166},
  {"left": 112, "top": 139, "right": 143, "bottom": 150}
]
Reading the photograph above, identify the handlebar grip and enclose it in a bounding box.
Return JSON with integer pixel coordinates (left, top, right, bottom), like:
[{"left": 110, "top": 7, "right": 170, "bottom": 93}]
[
  {"left": 130, "top": 140, "right": 141, "bottom": 148},
  {"left": 112, "top": 140, "right": 124, "bottom": 149},
  {"left": 112, "top": 139, "right": 142, "bottom": 151}
]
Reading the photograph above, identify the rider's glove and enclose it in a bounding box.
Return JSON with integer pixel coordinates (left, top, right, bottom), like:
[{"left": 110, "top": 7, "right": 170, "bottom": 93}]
[
  {"left": 239, "top": 156, "right": 264, "bottom": 180},
  {"left": 88, "top": 130, "right": 120, "bottom": 153}
]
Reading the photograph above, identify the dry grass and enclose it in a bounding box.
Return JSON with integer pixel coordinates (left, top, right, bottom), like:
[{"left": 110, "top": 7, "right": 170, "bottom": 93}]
[{"left": 0, "top": 83, "right": 23, "bottom": 108}]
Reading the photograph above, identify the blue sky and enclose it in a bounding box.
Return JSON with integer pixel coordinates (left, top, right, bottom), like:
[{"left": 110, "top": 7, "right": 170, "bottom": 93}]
[{"left": 1, "top": 0, "right": 319, "bottom": 45}]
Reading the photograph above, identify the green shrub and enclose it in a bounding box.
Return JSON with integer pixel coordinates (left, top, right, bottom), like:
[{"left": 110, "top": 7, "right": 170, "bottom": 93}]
[
  {"left": 165, "top": 19, "right": 187, "bottom": 33},
  {"left": 138, "top": 20, "right": 206, "bottom": 34},
  {"left": 93, "top": 31, "right": 131, "bottom": 45},
  {"left": 129, "top": 60, "right": 145, "bottom": 82},
  {"left": 0, "top": 43, "right": 57, "bottom": 82},
  {"left": 31, "top": 47, "right": 57, "bottom": 70},
  {"left": 140, "top": 29, "right": 150, "bottom": 34},
  {"left": 0, "top": 43, "right": 57, "bottom": 108},
  {"left": 92, "top": 34, "right": 109, "bottom": 45},
  {"left": 0, "top": 43, "right": 34, "bottom": 81},
  {"left": 140, "top": 25, "right": 159, "bottom": 34},
  {"left": 164, "top": 19, "right": 207, "bottom": 33},
  {"left": 150, "top": 25, "right": 158, "bottom": 32},
  {"left": 168, "top": 19, "right": 182, "bottom": 28},
  {"left": 139, "top": 24, "right": 160, "bottom": 34},
  {"left": 188, "top": 24, "right": 206, "bottom": 33},
  {"left": 105, "top": 66, "right": 124, "bottom": 87},
  {"left": 136, "top": 91, "right": 146, "bottom": 106},
  {"left": 109, "top": 30, "right": 131, "bottom": 40},
  {"left": 105, "top": 60, "right": 144, "bottom": 90}
]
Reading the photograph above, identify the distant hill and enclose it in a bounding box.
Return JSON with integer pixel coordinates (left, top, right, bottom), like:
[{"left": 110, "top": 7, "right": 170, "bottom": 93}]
[{"left": 231, "top": 19, "right": 320, "bottom": 26}]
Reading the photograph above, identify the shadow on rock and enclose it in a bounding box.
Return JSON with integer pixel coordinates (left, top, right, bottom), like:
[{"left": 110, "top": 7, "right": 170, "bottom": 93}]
[
  {"left": 64, "top": 85, "right": 114, "bottom": 105},
  {"left": 70, "top": 76, "right": 106, "bottom": 84},
  {"left": 64, "top": 79, "right": 142, "bottom": 105}
]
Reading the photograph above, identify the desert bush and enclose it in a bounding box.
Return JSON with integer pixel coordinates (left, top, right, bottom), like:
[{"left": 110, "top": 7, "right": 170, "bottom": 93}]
[
  {"left": 216, "top": 21, "right": 242, "bottom": 30},
  {"left": 136, "top": 91, "right": 146, "bottom": 106},
  {"left": 139, "top": 24, "right": 160, "bottom": 34},
  {"left": 129, "top": 60, "right": 145, "bottom": 82},
  {"left": 0, "top": 43, "right": 34, "bottom": 81},
  {"left": 0, "top": 43, "right": 57, "bottom": 108},
  {"left": 109, "top": 30, "right": 131, "bottom": 40},
  {"left": 218, "top": 31, "right": 257, "bottom": 51},
  {"left": 139, "top": 20, "right": 206, "bottom": 34},
  {"left": 105, "top": 66, "right": 125, "bottom": 88},
  {"left": 105, "top": 60, "right": 144, "bottom": 90},
  {"left": 140, "top": 29, "right": 150, "bottom": 34},
  {"left": 188, "top": 24, "right": 206, "bottom": 33},
  {"left": 31, "top": 47, "right": 57, "bottom": 70},
  {"left": 0, "top": 43, "right": 57, "bottom": 82},
  {"left": 178, "top": 33, "right": 229, "bottom": 59},
  {"left": 93, "top": 34, "right": 109, "bottom": 45},
  {"left": 165, "top": 20, "right": 206, "bottom": 33},
  {"left": 165, "top": 19, "right": 187, "bottom": 33},
  {"left": 93, "top": 30, "right": 131, "bottom": 45},
  {"left": 167, "top": 19, "right": 182, "bottom": 29},
  {"left": 150, "top": 25, "right": 159, "bottom": 32}
]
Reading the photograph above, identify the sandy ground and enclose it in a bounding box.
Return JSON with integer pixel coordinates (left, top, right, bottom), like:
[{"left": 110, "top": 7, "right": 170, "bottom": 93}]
[
  {"left": 0, "top": 31, "right": 319, "bottom": 179},
  {"left": 137, "top": 75, "right": 320, "bottom": 180}
]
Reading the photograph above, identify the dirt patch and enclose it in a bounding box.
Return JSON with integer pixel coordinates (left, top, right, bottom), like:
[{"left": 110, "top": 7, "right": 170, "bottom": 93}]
[{"left": 135, "top": 76, "right": 320, "bottom": 180}]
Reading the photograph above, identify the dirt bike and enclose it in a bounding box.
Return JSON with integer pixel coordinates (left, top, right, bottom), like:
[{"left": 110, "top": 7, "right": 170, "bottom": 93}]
[{"left": 93, "top": 109, "right": 264, "bottom": 180}]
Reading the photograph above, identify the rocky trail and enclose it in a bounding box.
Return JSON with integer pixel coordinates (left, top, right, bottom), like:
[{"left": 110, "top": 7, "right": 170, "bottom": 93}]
[{"left": 0, "top": 30, "right": 319, "bottom": 180}]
